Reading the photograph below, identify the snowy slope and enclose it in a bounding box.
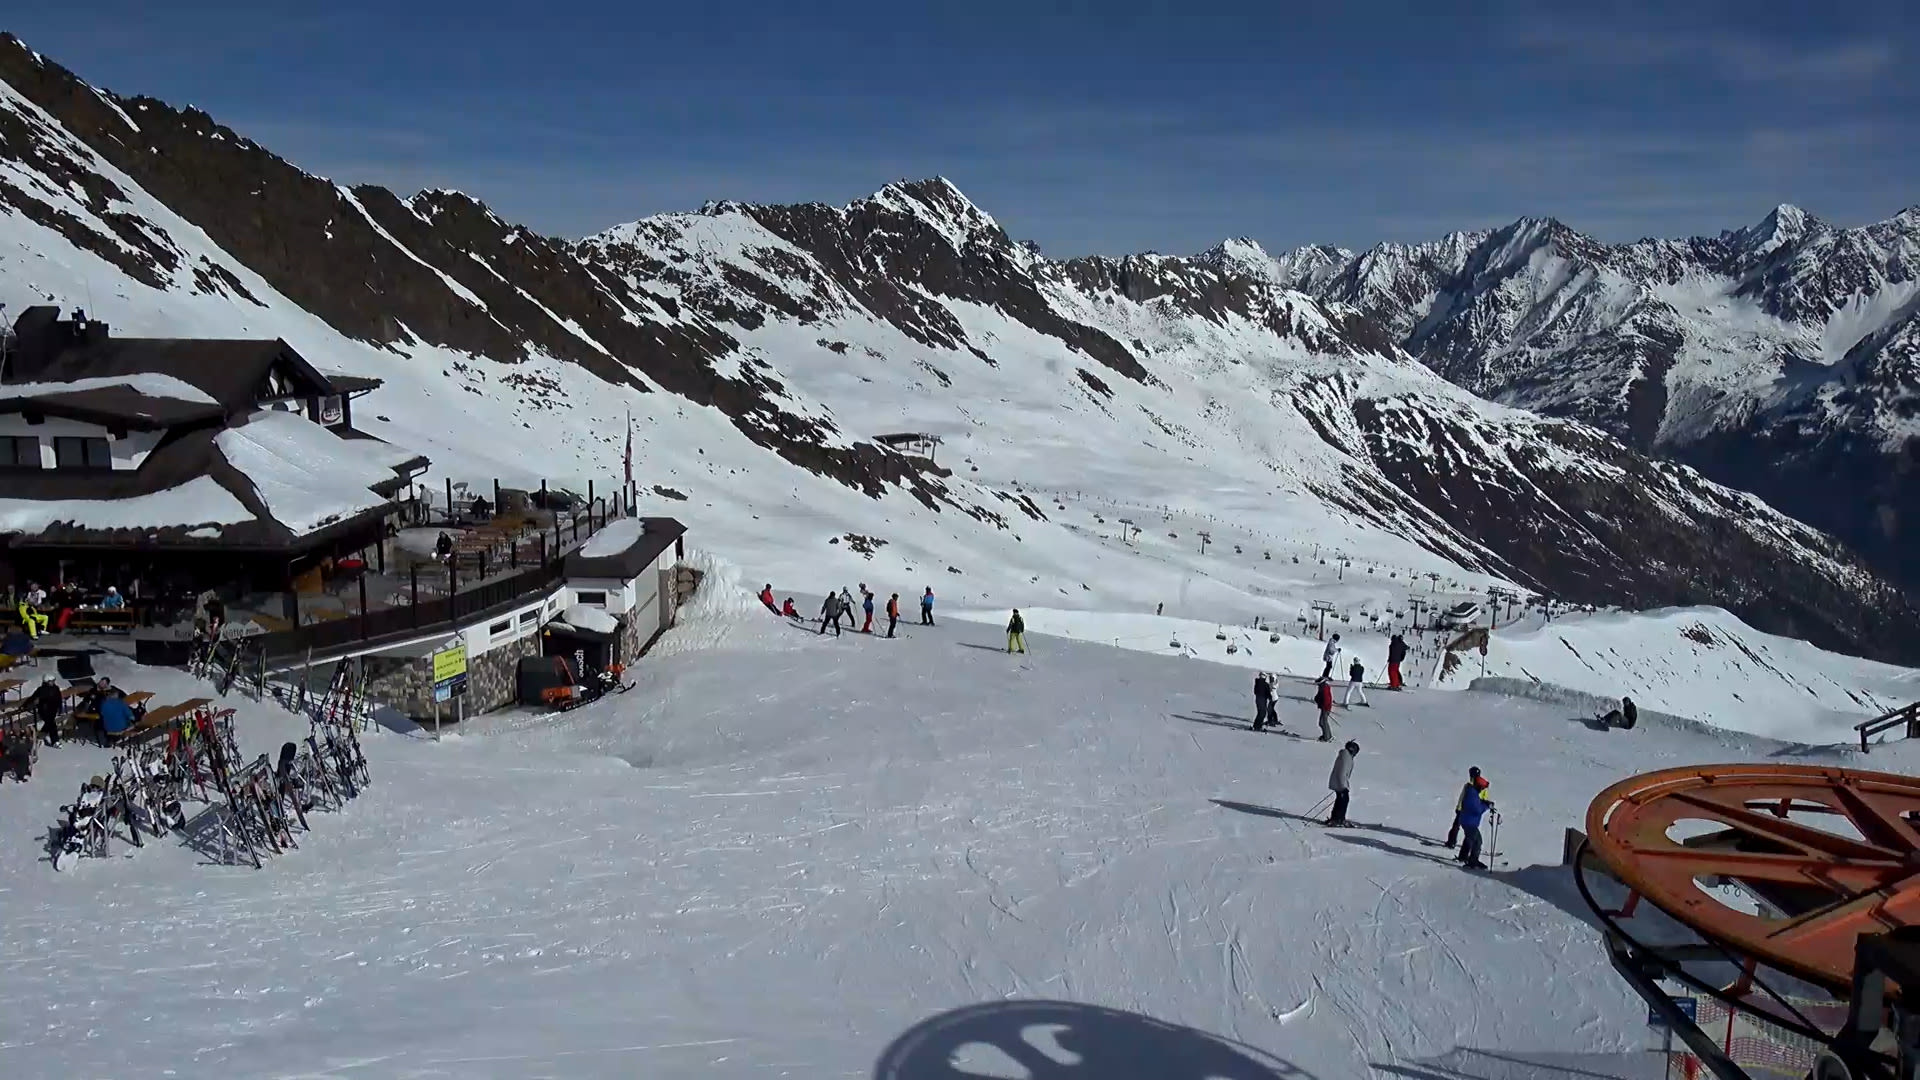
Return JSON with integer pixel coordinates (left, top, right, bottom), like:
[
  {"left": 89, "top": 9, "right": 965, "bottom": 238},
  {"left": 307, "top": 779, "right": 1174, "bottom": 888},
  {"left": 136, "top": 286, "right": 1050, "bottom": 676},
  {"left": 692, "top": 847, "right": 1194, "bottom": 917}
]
[
  {"left": 8, "top": 577, "right": 1911, "bottom": 1079},
  {"left": 1, "top": 35, "right": 1917, "bottom": 665}
]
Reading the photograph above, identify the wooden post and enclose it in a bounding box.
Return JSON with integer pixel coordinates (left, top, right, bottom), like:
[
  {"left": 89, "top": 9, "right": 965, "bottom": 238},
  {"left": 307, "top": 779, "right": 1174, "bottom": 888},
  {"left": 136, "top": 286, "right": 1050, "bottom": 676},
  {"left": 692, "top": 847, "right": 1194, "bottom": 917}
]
[
  {"left": 377, "top": 533, "right": 386, "bottom": 574},
  {"left": 572, "top": 513, "right": 580, "bottom": 543},
  {"left": 448, "top": 559, "right": 458, "bottom": 618},
  {"left": 479, "top": 549, "right": 488, "bottom": 580},
  {"left": 588, "top": 479, "right": 594, "bottom": 509},
  {"left": 511, "top": 539, "right": 518, "bottom": 570},
  {"left": 539, "top": 533, "right": 547, "bottom": 568},
  {"left": 445, "top": 476, "right": 453, "bottom": 524},
  {"left": 357, "top": 572, "right": 368, "bottom": 640},
  {"left": 493, "top": 478, "right": 501, "bottom": 514},
  {"left": 410, "top": 565, "right": 419, "bottom": 627}
]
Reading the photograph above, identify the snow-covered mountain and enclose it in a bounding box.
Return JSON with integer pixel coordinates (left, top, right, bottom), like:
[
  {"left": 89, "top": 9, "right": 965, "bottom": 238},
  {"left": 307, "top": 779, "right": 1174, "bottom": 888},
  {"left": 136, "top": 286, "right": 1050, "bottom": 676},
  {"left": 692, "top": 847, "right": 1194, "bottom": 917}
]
[
  {"left": 1243, "top": 204, "right": 1920, "bottom": 599},
  {"left": 2, "top": 33, "right": 1917, "bottom": 663}
]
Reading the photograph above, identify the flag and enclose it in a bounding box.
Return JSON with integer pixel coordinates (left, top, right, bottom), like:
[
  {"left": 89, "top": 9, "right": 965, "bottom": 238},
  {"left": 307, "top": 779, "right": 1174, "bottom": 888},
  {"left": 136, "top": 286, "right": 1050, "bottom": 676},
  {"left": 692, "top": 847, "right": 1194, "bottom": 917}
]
[{"left": 622, "top": 409, "right": 633, "bottom": 490}]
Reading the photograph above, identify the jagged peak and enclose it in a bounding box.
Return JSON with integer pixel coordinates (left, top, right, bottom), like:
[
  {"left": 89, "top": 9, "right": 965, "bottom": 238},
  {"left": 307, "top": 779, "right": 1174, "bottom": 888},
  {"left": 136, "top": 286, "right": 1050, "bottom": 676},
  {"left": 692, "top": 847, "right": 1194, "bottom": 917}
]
[{"left": 861, "top": 175, "right": 998, "bottom": 232}]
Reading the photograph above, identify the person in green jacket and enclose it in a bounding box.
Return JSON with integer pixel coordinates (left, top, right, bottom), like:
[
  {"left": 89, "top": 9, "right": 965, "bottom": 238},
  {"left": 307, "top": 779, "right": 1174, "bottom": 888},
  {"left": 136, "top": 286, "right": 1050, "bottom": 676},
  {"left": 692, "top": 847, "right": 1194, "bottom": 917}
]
[{"left": 1006, "top": 609, "right": 1026, "bottom": 654}]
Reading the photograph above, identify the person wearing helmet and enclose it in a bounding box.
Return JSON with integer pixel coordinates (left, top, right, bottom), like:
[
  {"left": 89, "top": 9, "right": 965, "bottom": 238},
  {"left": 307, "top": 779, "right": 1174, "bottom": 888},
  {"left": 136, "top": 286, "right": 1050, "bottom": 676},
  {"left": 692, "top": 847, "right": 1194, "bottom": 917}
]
[
  {"left": 1327, "top": 740, "right": 1359, "bottom": 826},
  {"left": 1445, "top": 766, "right": 1490, "bottom": 849},
  {"left": 1456, "top": 768, "right": 1497, "bottom": 869}
]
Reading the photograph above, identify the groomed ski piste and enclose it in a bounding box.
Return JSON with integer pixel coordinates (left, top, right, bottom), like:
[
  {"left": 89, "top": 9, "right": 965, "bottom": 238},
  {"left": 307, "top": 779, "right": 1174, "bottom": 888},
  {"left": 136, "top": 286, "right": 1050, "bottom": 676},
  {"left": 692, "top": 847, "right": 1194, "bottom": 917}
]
[{"left": 7, "top": 556, "right": 1919, "bottom": 1080}]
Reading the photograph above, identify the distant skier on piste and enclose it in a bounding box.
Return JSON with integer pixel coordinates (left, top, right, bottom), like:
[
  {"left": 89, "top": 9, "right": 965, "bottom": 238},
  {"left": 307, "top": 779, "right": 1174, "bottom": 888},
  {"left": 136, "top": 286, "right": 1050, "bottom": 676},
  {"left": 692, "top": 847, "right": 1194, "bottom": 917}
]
[
  {"left": 1313, "top": 677, "right": 1336, "bottom": 740},
  {"left": 920, "top": 587, "right": 935, "bottom": 626},
  {"left": 885, "top": 593, "right": 900, "bottom": 638},
  {"left": 1252, "top": 671, "right": 1274, "bottom": 731},
  {"left": 1445, "top": 766, "right": 1489, "bottom": 849},
  {"left": 1006, "top": 609, "right": 1026, "bottom": 654},
  {"left": 1320, "top": 633, "right": 1342, "bottom": 681},
  {"left": 1344, "top": 658, "right": 1368, "bottom": 707},
  {"left": 860, "top": 585, "right": 875, "bottom": 634},
  {"left": 1326, "top": 740, "right": 1359, "bottom": 826},
  {"left": 837, "top": 587, "right": 856, "bottom": 630},
  {"left": 1387, "top": 632, "right": 1409, "bottom": 691},
  {"left": 818, "top": 592, "right": 844, "bottom": 637}
]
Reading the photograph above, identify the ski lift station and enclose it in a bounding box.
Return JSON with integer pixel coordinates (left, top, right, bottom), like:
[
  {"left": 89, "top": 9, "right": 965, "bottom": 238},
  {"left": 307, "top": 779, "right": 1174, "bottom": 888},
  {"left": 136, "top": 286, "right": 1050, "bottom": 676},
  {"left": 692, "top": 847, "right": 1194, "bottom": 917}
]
[{"left": 874, "top": 431, "right": 943, "bottom": 463}]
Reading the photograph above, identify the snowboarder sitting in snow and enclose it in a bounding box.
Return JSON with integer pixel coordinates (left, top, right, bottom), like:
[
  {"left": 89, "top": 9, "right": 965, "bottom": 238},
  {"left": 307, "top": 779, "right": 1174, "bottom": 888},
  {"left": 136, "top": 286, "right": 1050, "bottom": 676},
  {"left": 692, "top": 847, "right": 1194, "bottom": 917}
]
[
  {"left": 1320, "top": 633, "right": 1342, "bottom": 681},
  {"left": 1387, "top": 632, "right": 1409, "bottom": 691},
  {"left": 1252, "top": 671, "right": 1274, "bottom": 731},
  {"left": 1445, "top": 767, "right": 1490, "bottom": 849},
  {"left": 781, "top": 597, "right": 798, "bottom": 618},
  {"left": 758, "top": 584, "right": 779, "bottom": 614},
  {"left": 1599, "top": 696, "right": 1638, "bottom": 730},
  {"left": 1344, "top": 658, "right": 1368, "bottom": 707},
  {"left": 1326, "top": 740, "right": 1359, "bottom": 826},
  {"left": 818, "top": 592, "right": 844, "bottom": 637},
  {"left": 1313, "top": 677, "right": 1336, "bottom": 741},
  {"left": 1455, "top": 768, "right": 1496, "bottom": 869},
  {"left": 1006, "top": 609, "right": 1026, "bottom": 654}
]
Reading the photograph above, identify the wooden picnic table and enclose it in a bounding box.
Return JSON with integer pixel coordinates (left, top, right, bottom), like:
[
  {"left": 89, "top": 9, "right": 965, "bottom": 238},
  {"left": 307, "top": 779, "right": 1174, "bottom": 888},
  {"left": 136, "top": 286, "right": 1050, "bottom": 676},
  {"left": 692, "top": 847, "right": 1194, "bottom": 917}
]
[{"left": 0, "top": 678, "right": 23, "bottom": 701}]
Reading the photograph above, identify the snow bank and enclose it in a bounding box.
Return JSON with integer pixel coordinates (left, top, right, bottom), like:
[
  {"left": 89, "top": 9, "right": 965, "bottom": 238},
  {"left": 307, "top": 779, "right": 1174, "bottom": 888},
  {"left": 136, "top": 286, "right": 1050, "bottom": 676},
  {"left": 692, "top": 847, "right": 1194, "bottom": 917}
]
[
  {"left": 1468, "top": 606, "right": 1920, "bottom": 743},
  {"left": 577, "top": 515, "right": 644, "bottom": 557},
  {"left": 648, "top": 547, "right": 757, "bottom": 657},
  {"left": 0, "top": 474, "right": 252, "bottom": 533}
]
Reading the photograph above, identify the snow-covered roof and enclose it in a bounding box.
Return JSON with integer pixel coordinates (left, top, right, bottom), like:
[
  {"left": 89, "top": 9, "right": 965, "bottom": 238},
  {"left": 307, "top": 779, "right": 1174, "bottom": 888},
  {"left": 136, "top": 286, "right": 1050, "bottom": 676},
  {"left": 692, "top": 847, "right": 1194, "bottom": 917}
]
[
  {"left": 0, "top": 475, "right": 252, "bottom": 535},
  {"left": 577, "top": 516, "right": 645, "bottom": 558},
  {"left": 557, "top": 603, "right": 620, "bottom": 635},
  {"left": 215, "top": 410, "right": 396, "bottom": 534},
  {"left": 0, "top": 372, "right": 216, "bottom": 404}
]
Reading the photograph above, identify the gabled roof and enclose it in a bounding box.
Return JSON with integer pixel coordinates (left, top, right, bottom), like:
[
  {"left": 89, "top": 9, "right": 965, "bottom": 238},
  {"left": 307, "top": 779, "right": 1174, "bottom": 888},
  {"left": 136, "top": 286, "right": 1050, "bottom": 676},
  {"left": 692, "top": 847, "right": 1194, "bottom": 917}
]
[
  {"left": 33, "top": 337, "right": 334, "bottom": 414},
  {"left": 0, "top": 410, "right": 428, "bottom": 552},
  {"left": 0, "top": 379, "right": 224, "bottom": 429},
  {"left": 564, "top": 517, "right": 687, "bottom": 581}
]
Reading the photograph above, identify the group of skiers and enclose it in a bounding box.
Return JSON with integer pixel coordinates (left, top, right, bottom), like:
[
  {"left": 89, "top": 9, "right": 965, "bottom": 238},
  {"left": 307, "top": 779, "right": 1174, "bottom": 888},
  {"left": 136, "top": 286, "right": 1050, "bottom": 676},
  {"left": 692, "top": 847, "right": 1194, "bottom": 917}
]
[
  {"left": 1254, "top": 632, "right": 1403, "bottom": 742},
  {"left": 759, "top": 583, "right": 936, "bottom": 639},
  {"left": 1318, "top": 742, "right": 1497, "bottom": 869}
]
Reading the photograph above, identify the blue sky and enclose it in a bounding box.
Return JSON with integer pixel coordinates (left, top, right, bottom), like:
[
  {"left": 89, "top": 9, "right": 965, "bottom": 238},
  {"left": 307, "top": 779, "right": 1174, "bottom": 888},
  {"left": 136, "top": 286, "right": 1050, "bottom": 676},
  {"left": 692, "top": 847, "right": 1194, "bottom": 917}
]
[{"left": 7, "top": 1, "right": 1915, "bottom": 255}]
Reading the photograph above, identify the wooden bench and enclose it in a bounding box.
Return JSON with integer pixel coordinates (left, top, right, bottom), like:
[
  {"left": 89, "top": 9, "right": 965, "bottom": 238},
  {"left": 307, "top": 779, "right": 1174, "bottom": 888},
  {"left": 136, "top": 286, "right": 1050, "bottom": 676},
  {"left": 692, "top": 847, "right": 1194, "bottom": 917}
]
[
  {"left": 63, "top": 611, "right": 136, "bottom": 635},
  {"left": 0, "top": 678, "right": 23, "bottom": 701},
  {"left": 114, "top": 697, "right": 212, "bottom": 740}
]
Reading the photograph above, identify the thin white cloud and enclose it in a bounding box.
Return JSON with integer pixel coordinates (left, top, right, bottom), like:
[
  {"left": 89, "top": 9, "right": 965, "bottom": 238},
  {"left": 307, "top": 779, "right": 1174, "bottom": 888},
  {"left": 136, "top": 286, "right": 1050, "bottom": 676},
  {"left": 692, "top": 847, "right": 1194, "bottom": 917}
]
[{"left": 1506, "top": 19, "right": 1897, "bottom": 87}]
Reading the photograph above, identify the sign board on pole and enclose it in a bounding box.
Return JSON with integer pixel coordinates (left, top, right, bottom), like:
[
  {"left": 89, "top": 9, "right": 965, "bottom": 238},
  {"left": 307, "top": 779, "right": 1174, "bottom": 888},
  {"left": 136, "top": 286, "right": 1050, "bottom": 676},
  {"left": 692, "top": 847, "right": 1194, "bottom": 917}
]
[
  {"left": 1648, "top": 996, "right": 1698, "bottom": 1027},
  {"left": 431, "top": 642, "right": 469, "bottom": 701}
]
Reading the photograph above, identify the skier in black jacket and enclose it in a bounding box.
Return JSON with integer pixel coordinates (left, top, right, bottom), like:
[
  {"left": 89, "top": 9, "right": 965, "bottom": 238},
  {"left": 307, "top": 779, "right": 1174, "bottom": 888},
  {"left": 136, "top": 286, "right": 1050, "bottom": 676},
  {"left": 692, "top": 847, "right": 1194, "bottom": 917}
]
[
  {"left": 1387, "top": 633, "right": 1409, "bottom": 690},
  {"left": 1252, "top": 672, "right": 1274, "bottom": 731},
  {"left": 33, "top": 677, "right": 64, "bottom": 747}
]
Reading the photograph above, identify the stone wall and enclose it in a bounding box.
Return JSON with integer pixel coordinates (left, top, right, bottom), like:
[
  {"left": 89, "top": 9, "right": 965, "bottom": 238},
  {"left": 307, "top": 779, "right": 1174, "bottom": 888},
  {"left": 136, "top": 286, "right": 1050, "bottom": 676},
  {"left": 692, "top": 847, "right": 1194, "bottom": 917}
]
[{"left": 361, "top": 632, "right": 542, "bottom": 722}]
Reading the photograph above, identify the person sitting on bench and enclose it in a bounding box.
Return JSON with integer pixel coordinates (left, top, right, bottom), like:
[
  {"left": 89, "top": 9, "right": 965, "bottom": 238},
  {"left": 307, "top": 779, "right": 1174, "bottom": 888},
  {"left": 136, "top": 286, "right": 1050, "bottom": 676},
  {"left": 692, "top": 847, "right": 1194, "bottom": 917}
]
[
  {"left": 98, "top": 692, "right": 137, "bottom": 740},
  {"left": 99, "top": 587, "right": 126, "bottom": 611},
  {"left": 15, "top": 597, "right": 48, "bottom": 638}
]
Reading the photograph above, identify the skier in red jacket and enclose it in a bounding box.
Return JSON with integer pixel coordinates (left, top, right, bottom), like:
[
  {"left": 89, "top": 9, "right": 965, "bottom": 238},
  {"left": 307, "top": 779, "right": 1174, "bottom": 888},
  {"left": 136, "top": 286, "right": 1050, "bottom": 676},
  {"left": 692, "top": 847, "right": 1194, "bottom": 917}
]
[{"left": 1314, "top": 678, "right": 1336, "bottom": 741}]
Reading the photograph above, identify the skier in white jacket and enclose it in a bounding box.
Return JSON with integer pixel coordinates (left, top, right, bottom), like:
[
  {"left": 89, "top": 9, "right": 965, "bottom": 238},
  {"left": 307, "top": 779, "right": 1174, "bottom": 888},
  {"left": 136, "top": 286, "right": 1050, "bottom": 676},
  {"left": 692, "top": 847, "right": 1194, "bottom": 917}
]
[{"left": 1320, "top": 633, "right": 1342, "bottom": 681}]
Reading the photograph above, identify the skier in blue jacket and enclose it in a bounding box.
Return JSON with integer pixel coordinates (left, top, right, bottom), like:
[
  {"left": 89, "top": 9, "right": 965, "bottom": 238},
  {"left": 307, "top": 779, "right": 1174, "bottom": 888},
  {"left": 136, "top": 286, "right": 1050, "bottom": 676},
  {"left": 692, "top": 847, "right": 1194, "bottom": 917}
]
[
  {"left": 919, "top": 587, "right": 935, "bottom": 626},
  {"left": 1455, "top": 769, "right": 1496, "bottom": 870},
  {"left": 99, "top": 694, "right": 136, "bottom": 738}
]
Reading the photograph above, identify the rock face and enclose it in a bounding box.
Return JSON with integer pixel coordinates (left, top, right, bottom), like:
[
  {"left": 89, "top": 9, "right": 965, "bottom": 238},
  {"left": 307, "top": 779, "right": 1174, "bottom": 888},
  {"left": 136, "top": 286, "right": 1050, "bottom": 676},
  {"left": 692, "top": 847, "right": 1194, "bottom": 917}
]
[
  {"left": 3, "top": 32, "right": 1918, "bottom": 663},
  {"left": 1243, "top": 204, "right": 1920, "bottom": 596}
]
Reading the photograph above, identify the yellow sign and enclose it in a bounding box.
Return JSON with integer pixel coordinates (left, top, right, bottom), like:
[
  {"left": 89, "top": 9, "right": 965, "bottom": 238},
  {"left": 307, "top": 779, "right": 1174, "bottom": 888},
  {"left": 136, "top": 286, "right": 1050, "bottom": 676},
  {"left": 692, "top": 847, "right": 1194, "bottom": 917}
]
[{"left": 431, "top": 644, "right": 468, "bottom": 684}]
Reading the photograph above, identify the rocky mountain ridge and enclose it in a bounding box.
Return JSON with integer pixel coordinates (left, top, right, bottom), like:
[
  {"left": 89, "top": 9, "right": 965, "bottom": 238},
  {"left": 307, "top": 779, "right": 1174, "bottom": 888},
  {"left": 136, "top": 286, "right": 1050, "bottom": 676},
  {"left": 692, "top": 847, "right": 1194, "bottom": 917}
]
[{"left": 2, "top": 32, "right": 1917, "bottom": 662}]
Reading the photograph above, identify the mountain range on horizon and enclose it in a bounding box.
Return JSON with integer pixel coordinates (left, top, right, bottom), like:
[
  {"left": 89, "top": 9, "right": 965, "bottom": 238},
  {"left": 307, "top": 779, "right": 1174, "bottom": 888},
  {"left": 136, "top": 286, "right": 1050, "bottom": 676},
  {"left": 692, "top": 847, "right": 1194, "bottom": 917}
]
[{"left": 1, "top": 30, "right": 1917, "bottom": 664}]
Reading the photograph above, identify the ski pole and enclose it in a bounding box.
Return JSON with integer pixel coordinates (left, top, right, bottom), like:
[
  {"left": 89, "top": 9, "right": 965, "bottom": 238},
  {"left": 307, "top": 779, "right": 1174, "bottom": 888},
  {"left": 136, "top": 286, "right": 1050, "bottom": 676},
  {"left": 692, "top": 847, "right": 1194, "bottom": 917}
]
[
  {"left": 1303, "top": 792, "right": 1334, "bottom": 819},
  {"left": 1489, "top": 810, "right": 1502, "bottom": 861}
]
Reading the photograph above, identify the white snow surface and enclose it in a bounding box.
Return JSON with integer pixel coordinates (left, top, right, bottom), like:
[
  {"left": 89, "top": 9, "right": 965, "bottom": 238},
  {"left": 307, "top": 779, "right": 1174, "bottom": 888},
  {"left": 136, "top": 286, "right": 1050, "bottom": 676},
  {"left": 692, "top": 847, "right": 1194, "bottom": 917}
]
[
  {"left": 14, "top": 596, "right": 1903, "bottom": 1078},
  {"left": 0, "top": 473, "right": 252, "bottom": 533},
  {"left": 558, "top": 602, "right": 620, "bottom": 635},
  {"left": 1457, "top": 606, "right": 1920, "bottom": 743},
  {"left": 0, "top": 371, "right": 216, "bottom": 405},
  {"left": 214, "top": 410, "right": 396, "bottom": 534},
  {"left": 575, "top": 515, "right": 645, "bottom": 558}
]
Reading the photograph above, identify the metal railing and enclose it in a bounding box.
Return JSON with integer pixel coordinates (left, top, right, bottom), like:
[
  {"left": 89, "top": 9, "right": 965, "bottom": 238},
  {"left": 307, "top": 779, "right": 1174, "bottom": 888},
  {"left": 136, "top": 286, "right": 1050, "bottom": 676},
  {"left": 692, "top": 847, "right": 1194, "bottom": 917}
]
[{"left": 1856, "top": 703, "right": 1920, "bottom": 753}]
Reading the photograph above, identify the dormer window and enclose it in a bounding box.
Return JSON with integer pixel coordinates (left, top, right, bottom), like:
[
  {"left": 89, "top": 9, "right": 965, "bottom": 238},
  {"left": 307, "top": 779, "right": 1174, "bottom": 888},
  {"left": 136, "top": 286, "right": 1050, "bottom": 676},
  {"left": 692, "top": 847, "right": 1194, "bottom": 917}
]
[{"left": 258, "top": 363, "right": 298, "bottom": 402}]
